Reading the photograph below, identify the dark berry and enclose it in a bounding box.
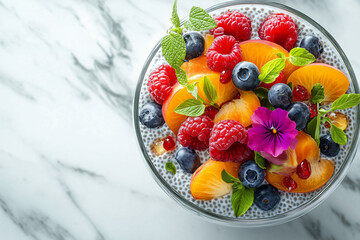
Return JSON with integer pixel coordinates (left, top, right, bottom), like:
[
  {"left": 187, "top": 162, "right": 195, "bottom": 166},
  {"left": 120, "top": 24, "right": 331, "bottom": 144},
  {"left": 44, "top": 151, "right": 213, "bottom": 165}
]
[
  {"left": 283, "top": 176, "right": 297, "bottom": 191},
  {"left": 319, "top": 134, "right": 340, "bottom": 157},
  {"left": 175, "top": 147, "right": 201, "bottom": 173},
  {"left": 300, "top": 35, "right": 323, "bottom": 58},
  {"left": 254, "top": 184, "right": 280, "bottom": 211},
  {"left": 293, "top": 85, "right": 309, "bottom": 101},
  {"left": 296, "top": 159, "right": 311, "bottom": 179},
  {"left": 183, "top": 32, "right": 205, "bottom": 60},
  {"left": 286, "top": 102, "right": 310, "bottom": 130},
  {"left": 139, "top": 102, "right": 165, "bottom": 128},
  {"left": 238, "top": 160, "right": 265, "bottom": 188},
  {"left": 232, "top": 61, "right": 260, "bottom": 91},
  {"left": 307, "top": 102, "right": 318, "bottom": 118},
  {"left": 268, "top": 83, "right": 293, "bottom": 109},
  {"left": 163, "top": 136, "right": 176, "bottom": 151}
]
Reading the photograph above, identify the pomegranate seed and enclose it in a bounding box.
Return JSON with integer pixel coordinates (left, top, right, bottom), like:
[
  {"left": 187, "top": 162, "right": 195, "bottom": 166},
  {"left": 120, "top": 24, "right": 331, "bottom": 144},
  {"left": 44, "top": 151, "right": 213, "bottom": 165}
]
[
  {"left": 203, "top": 106, "right": 219, "bottom": 120},
  {"left": 324, "top": 112, "right": 348, "bottom": 130},
  {"left": 296, "top": 159, "right": 311, "bottom": 179},
  {"left": 307, "top": 102, "right": 318, "bottom": 118},
  {"left": 283, "top": 176, "right": 297, "bottom": 191},
  {"left": 293, "top": 85, "right": 309, "bottom": 101},
  {"left": 213, "top": 27, "right": 225, "bottom": 38},
  {"left": 233, "top": 92, "right": 241, "bottom": 100},
  {"left": 163, "top": 136, "right": 176, "bottom": 151},
  {"left": 220, "top": 70, "right": 232, "bottom": 84}
]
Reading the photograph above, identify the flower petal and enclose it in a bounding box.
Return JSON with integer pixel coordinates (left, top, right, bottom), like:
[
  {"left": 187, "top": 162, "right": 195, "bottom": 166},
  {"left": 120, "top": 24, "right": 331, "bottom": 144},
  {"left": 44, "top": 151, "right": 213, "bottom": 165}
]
[{"left": 251, "top": 107, "right": 272, "bottom": 126}]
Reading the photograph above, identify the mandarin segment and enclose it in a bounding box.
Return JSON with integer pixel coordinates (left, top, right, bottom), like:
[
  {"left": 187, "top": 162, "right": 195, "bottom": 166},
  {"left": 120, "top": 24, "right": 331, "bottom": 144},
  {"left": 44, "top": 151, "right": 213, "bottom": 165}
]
[
  {"left": 181, "top": 55, "right": 217, "bottom": 78},
  {"left": 287, "top": 63, "right": 350, "bottom": 102},
  {"left": 190, "top": 158, "right": 241, "bottom": 200},
  {"left": 203, "top": 34, "right": 214, "bottom": 56},
  {"left": 295, "top": 131, "right": 320, "bottom": 164}
]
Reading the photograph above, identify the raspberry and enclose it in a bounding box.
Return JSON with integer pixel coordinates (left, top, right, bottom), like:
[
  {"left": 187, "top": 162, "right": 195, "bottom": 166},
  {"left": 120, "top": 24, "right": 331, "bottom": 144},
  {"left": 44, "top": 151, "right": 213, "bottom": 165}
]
[
  {"left": 209, "top": 120, "right": 254, "bottom": 162},
  {"left": 259, "top": 71, "right": 284, "bottom": 90},
  {"left": 213, "top": 27, "right": 225, "bottom": 38},
  {"left": 210, "top": 11, "right": 251, "bottom": 41},
  {"left": 207, "top": 35, "right": 242, "bottom": 72},
  {"left": 177, "top": 116, "right": 214, "bottom": 150},
  {"left": 147, "top": 64, "right": 177, "bottom": 104},
  {"left": 307, "top": 102, "right": 318, "bottom": 118},
  {"left": 258, "top": 13, "right": 297, "bottom": 51},
  {"left": 293, "top": 85, "right": 309, "bottom": 101}
]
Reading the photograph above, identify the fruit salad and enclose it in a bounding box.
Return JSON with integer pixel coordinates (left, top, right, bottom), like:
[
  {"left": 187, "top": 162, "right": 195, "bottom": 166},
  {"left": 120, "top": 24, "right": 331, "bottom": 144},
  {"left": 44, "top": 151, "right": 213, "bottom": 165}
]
[{"left": 136, "top": 1, "right": 359, "bottom": 219}]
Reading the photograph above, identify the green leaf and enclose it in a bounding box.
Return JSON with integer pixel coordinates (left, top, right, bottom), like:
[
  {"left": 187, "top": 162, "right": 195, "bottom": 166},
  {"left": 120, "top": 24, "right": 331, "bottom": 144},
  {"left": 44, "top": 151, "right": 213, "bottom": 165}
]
[
  {"left": 221, "top": 170, "right": 240, "bottom": 184},
  {"left": 231, "top": 186, "right": 254, "bottom": 217},
  {"left": 289, "top": 47, "right": 316, "bottom": 66},
  {"left": 319, "top": 108, "right": 329, "bottom": 116},
  {"left": 311, "top": 83, "right": 325, "bottom": 103},
  {"left": 254, "top": 152, "right": 267, "bottom": 169},
  {"left": 330, "top": 124, "right": 347, "bottom": 145},
  {"left": 184, "top": 6, "right": 217, "bottom": 31},
  {"left": 171, "top": 0, "right": 180, "bottom": 28},
  {"left": 268, "top": 163, "right": 283, "bottom": 173},
  {"left": 161, "top": 32, "right": 186, "bottom": 67},
  {"left": 261, "top": 98, "right": 275, "bottom": 110},
  {"left": 331, "top": 93, "right": 360, "bottom": 111},
  {"left": 321, "top": 116, "right": 331, "bottom": 124},
  {"left": 307, "top": 112, "right": 321, "bottom": 146},
  {"left": 187, "top": 83, "right": 198, "bottom": 99},
  {"left": 259, "top": 58, "right": 286, "bottom": 84},
  {"left": 277, "top": 52, "right": 285, "bottom": 59},
  {"left": 173, "top": 65, "right": 188, "bottom": 86},
  {"left": 174, "top": 98, "right": 205, "bottom": 117},
  {"left": 253, "top": 87, "right": 268, "bottom": 100},
  {"left": 203, "top": 76, "right": 217, "bottom": 103},
  {"left": 165, "top": 162, "right": 176, "bottom": 174},
  {"left": 288, "top": 82, "right": 293, "bottom": 91}
]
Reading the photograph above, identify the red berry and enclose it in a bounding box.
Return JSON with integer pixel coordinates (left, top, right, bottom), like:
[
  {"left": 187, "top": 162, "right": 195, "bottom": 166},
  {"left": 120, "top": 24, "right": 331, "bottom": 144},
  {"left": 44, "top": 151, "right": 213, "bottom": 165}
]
[
  {"left": 209, "top": 120, "right": 254, "bottom": 162},
  {"left": 296, "top": 159, "right": 311, "bottom": 179},
  {"left": 293, "top": 85, "right": 309, "bottom": 101},
  {"left": 258, "top": 13, "right": 297, "bottom": 51},
  {"left": 307, "top": 102, "right": 318, "bottom": 118},
  {"left": 147, "top": 64, "right": 177, "bottom": 104},
  {"left": 210, "top": 11, "right": 251, "bottom": 42},
  {"left": 233, "top": 92, "right": 241, "bottom": 100},
  {"left": 207, "top": 35, "right": 242, "bottom": 73},
  {"left": 259, "top": 71, "right": 284, "bottom": 90},
  {"left": 220, "top": 70, "right": 232, "bottom": 84},
  {"left": 203, "top": 106, "right": 219, "bottom": 120},
  {"left": 177, "top": 116, "right": 214, "bottom": 150},
  {"left": 163, "top": 135, "right": 176, "bottom": 151},
  {"left": 283, "top": 176, "right": 297, "bottom": 191},
  {"left": 213, "top": 27, "right": 225, "bottom": 38}
]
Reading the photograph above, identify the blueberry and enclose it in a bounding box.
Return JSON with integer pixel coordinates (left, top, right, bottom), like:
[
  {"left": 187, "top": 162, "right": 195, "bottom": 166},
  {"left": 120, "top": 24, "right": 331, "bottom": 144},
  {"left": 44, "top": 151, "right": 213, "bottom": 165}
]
[
  {"left": 175, "top": 147, "right": 201, "bottom": 173},
  {"left": 268, "top": 83, "right": 293, "bottom": 109},
  {"left": 286, "top": 102, "right": 310, "bottom": 130},
  {"left": 139, "top": 102, "right": 165, "bottom": 128},
  {"left": 232, "top": 61, "right": 260, "bottom": 91},
  {"left": 238, "top": 160, "right": 265, "bottom": 188},
  {"left": 183, "top": 32, "right": 205, "bottom": 60},
  {"left": 254, "top": 184, "right": 280, "bottom": 211},
  {"left": 320, "top": 134, "right": 340, "bottom": 157},
  {"left": 300, "top": 35, "right": 324, "bottom": 58}
]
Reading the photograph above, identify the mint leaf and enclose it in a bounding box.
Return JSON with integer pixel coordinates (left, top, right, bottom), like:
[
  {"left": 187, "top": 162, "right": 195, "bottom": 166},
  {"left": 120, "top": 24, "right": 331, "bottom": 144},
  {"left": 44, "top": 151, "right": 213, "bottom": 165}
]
[
  {"left": 221, "top": 170, "right": 240, "bottom": 184},
  {"left": 268, "top": 163, "right": 283, "bottom": 173},
  {"left": 161, "top": 32, "right": 186, "bottom": 67},
  {"left": 330, "top": 124, "right": 347, "bottom": 145},
  {"left": 319, "top": 108, "right": 329, "bottom": 116},
  {"left": 187, "top": 83, "right": 198, "bottom": 99},
  {"left": 174, "top": 98, "right": 205, "bottom": 117},
  {"left": 289, "top": 47, "right": 316, "bottom": 66},
  {"left": 171, "top": 0, "right": 180, "bottom": 28},
  {"left": 277, "top": 52, "right": 285, "bottom": 59},
  {"left": 254, "top": 152, "right": 267, "bottom": 169},
  {"left": 306, "top": 116, "right": 317, "bottom": 138},
  {"left": 173, "top": 65, "right": 188, "bottom": 85},
  {"left": 311, "top": 83, "right": 325, "bottom": 103},
  {"left": 321, "top": 116, "right": 331, "bottom": 124},
  {"left": 203, "top": 76, "right": 217, "bottom": 103},
  {"left": 231, "top": 185, "right": 254, "bottom": 217},
  {"left": 253, "top": 87, "right": 268, "bottom": 100},
  {"left": 288, "top": 82, "right": 293, "bottom": 91},
  {"left": 331, "top": 93, "right": 360, "bottom": 111},
  {"left": 259, "top": 58, "right": 286, "bottom": 83},
  {"left": 165, "top": 162, "right": 176, "bottom": 174},
  {"left": 184, "top": 6, "right": 217, "bottom": 31}
]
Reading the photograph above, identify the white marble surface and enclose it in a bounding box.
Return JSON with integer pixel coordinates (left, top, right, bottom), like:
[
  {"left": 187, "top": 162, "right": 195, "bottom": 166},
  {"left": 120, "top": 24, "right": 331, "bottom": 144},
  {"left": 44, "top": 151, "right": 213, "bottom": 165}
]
[{"left": 0, "top": 0, "right": 360, "bottom": 239}]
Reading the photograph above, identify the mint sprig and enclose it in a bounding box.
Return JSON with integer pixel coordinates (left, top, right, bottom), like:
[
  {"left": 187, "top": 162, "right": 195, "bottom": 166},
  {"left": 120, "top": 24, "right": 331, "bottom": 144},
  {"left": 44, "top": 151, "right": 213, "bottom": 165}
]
[
  {"left": 184, "top": 6, "right": 217, "bottom": 31},
  {"left": 203, "top": 75, "right": 217, "bottom": 104},
  {"left": 311, "top": 83, "right": 325, "bottom": 103},
  {"left": 254, "top": 152, "right": 267, "bottom": 169},
  {"left": 253, "top": 87, "right": 275, "bottom": 110},
  {"left": 259, "top": 47, "right": 316, "bottom": 84},
  {"left": 174, "top": 98, "right": 205, "bottom": 117},
  {"left": 221, "top": 170, "right": 254, "bottom": 217},
  {"left": 165, "top": 162, "right": 177, "bottom": 174},
  {"left": 171, "top": 0, "right": 181, "bottom": 29},
  {"left": 161, "top": 32, "right": 186, "bottom": 67}
]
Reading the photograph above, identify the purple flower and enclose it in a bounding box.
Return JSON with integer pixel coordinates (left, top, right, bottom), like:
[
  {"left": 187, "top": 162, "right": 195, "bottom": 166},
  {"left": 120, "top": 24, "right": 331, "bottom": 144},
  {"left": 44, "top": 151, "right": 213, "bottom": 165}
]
[{"left": 248, "top": 107, "right": 298, "bottom": 158}]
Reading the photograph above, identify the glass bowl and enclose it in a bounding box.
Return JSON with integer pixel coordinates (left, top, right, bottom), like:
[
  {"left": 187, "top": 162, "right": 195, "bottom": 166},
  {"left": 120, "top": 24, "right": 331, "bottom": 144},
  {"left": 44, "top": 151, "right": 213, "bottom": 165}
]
[{"left": 133, "top": 1, "right": 359, "bottom": 227}]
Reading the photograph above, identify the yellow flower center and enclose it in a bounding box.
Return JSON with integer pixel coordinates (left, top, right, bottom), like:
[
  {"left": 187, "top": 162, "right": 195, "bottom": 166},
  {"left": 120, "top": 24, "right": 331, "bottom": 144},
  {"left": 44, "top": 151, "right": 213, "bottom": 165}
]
[{"left": 272, "top": 128, "right": 277, "bottom": 134}]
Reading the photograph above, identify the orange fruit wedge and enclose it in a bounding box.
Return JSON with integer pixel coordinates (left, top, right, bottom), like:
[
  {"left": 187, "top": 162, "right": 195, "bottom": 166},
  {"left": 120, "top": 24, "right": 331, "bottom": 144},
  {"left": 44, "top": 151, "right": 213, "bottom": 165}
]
[
  {"left": 287, "top": 63, "right": 349, "bottom": 102},
  {"left": 181, "top": 55, "right": 217, "bottom": 79},
  {"left": 190, "top": 158, "right": 241, "bottom": 200}
]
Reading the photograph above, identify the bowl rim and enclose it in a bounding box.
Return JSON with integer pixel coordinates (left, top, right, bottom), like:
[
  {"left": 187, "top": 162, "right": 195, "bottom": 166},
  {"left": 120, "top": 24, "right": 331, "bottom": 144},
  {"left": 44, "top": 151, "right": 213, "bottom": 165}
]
[{"left": 132, "top": 1, "right": 360, "bottom": 227}]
